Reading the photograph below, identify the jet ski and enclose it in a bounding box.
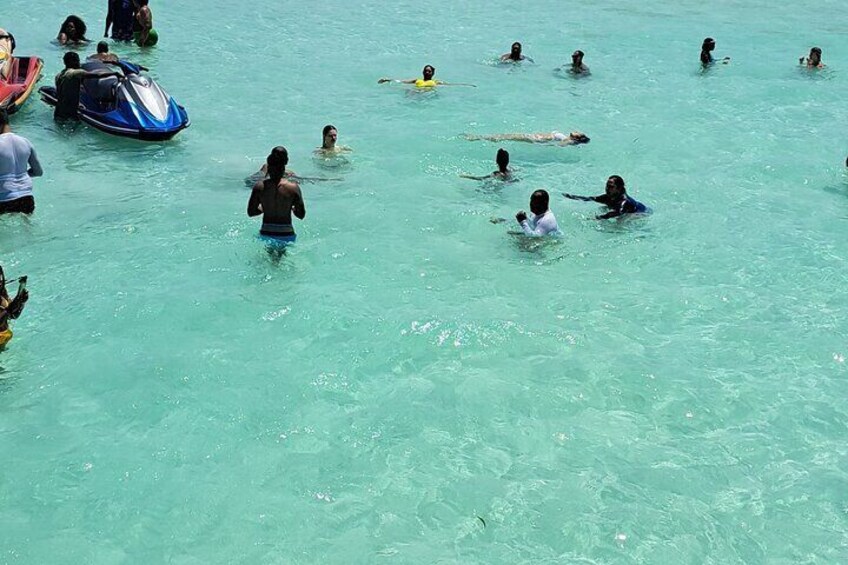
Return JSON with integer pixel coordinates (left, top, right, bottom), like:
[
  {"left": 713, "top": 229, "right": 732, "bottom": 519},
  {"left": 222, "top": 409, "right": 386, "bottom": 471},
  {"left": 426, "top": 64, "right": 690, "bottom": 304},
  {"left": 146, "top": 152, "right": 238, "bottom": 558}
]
[
  {"left": 0, "top": 31, "right": 44, "bottom": 114},
  {"left": 38, "top": 60, "right": 189, "bottom": 141}
]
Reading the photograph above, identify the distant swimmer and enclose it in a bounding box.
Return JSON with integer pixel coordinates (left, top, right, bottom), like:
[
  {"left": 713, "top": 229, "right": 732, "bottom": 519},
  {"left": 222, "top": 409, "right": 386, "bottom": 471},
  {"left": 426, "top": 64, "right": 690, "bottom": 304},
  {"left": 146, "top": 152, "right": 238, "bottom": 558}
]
[
  {"left": 464, "top": 131, "right": 590, "bottom": 146},
  {"left": 516, "top": 190, "right": 560, "bottom": 236},
  {"left": 799, "top": 47, "right": 825, "bottom": 68},
  {"left": 460, "top": 148, "right": 513, "bottom": 181},
  {"left": 57, "top": 15, "right": 91, "bottom": 45},
  {"left": 564, "top": 175, "right": 649, "bottom": 219},
  {"left": 378, "top": 65, "right": 476, "bottom": 88},
  {"left": 0, "top": 265, "right": 29, "bottom": 350},
  {"left": 248, "top": 146, "right": 306, "bottom": 247},
  {"left": 314, "top": 124, "right": 351, "bottom": 156},
  {"left": 569, "top": 50, "right": 590, "bottom": 74},
  {"left": 501, "top": 42, "right": 533, "bottom": 63},
  {"left": 700, "top": 37, "right": 729, "bottom": 66},
  {"left": 0, "top": 109, "right": 43, "bottom": 215},
  {"left": 88, "top": 41, "right": 119, "bottom": 63}
]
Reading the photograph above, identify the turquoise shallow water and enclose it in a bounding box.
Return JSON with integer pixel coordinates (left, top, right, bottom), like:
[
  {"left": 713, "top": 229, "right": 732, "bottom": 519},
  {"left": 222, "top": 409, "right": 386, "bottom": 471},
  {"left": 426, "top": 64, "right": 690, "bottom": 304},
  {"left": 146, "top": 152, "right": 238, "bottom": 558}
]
[{"left": 3, "top": 0, "right": 848, "bottom": 562}]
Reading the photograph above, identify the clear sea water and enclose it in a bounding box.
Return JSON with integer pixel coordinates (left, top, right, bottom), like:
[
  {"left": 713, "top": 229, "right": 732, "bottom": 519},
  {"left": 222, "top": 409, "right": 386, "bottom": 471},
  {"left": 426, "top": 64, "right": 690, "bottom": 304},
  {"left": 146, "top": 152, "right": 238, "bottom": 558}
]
[{"left": 3, "top": 0, "right": 848, "bottom": 562}]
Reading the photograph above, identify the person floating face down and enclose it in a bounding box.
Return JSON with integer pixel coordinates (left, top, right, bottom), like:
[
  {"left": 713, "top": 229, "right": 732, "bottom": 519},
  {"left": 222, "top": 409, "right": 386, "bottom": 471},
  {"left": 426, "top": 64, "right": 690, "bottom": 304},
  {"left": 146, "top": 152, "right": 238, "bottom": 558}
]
[
  {"left": 564, "top": 175, "right": 649, "bottom": 219},
  {"left": 461, "top": 148, "right": 512, "bottom": 181},
  {"left": 378, "top": 65, "right": 476, "bottom": 88},
  {"left": 516, "top": 189, "right": 560, "bottom": 236},
  {"left": 57, "top": 15, "right": 90, "bottom": 45},
  {"left": 247, "top": 146, "right": 306, "bottom": 245},
  {"left": 800, "top": 47, "right": 825, "bottom": 68},
  {"left": 700, "top": 37, "right": 730, "bottom": 66},
  {"left": 0, "top": 265, "right": 29, "bottom": 349}
]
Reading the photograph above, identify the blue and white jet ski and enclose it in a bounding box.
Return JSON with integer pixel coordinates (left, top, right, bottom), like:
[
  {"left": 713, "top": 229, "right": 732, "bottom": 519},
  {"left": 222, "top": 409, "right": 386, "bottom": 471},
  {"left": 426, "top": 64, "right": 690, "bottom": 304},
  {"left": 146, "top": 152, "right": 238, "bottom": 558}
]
[{"left": 39, "top": 60, "right": 189, "bottom": 141}]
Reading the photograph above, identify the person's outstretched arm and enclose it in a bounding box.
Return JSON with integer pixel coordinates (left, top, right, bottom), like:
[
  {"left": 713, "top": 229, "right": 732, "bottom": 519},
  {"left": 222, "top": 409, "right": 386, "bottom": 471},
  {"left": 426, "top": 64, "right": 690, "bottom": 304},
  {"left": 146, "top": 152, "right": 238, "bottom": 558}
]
[
  {"left": 459, "top": 173, "right": 493, "bottom": 181},
  {"left": 563, "top": 193, "right": 603, "bottom": 202},
  {"left": 378, "top": 78, "right": 416, "bottom": 84}
]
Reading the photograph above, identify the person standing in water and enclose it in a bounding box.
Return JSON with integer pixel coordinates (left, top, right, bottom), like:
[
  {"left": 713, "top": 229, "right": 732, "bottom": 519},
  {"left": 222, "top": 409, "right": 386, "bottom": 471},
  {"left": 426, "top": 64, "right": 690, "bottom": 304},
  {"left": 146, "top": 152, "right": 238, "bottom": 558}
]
[
  {"left": 105, "top": 0, "right": 135, "bottom": 41},
  {"left": 248, "top": 146, "right": 306, "bottom": 245},
  {"left": 378, "top": 65, "right": 476, "bottom": 88},
  {"left": 314, "top": 124, "right": 351, "bottom": 156},
  {"left": 568, "top": 50, "right": 590, "bottom": 74},
  {"left": 0, "top": 110, "right": 43, "bottom": 215},
  {"left": 564, "top": 175, "right": 649, "bottom": 219},
  {"left": 516, "top": 190, "right": 559, "bottom": 236},
  {"left": 0, "top": 265, "right": 28, "bottom": 350},
  {"left": 54, "top": 52, "right": 117, "bottom": 121},
  {"left": 799, "top": 47, "right": 825, "bottom": 68},
  {"left": 700, "top": 37, "right": 729, "bottom": 66},
  {"left": 464, "top": 131, "right": 589, "bottom": 146},
  {"left": 134, "top": 0, "right": 158, "bottom": 47},
  {"left": 501, "top": 42, "right": 533, "bottom": 63},
  {"left": 461, "top": 148, "right": 513, "bottom": 181}
]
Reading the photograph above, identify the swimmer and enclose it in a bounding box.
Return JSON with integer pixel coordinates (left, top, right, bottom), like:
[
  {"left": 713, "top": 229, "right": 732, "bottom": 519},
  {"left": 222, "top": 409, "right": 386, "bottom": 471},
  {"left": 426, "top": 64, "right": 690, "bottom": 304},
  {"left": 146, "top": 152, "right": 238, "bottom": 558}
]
[
  {"left": 248, "top": 146, "right": 306, "bottom": 246},
  {"left": 0, "top": 266, "right": 29, "bottom": 350},
  {"left": 700, "top": 37, "right": 730, "bottom": 66},
  {"left": 378, "top": 65, "right": 476, "bottom": 88},
  {"left": 500, "top": 42, "right": 533, "bottom": 63},
  {"left": 314, "top": 124, "right": 351, "bottom": 156},
  {"left": 799, "top": 47, "right": 825, "bottom": 68},
  {"left": 460, "top": 148, "right": 513, "bottom": 181},
  {"left": 57, "top": 15, "right": 91, "bottom": 45},
  {"left": 88, "top": 41, "right": 119, "bottom": 62},
  {"left": 516, "top": 190, "right": 559, "bottom": 236},
  {"left": 564, "top": 175, "right": 649, "bottom": 219},
  {"left": 250, "top": 160, "right": 340, "bottom": 185},
  {"left": 568, "top": 50, "right": 590, "bottom": 74},
  {"left": 464, "top": 131, "right": 590, "bottom": 146}
]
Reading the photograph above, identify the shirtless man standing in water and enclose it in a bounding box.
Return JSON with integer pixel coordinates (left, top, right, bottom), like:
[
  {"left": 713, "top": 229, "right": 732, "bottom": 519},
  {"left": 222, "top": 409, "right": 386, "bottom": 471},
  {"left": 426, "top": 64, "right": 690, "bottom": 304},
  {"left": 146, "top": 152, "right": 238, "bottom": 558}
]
[{"left": 248, "top": 146, "right": 306, "bottom": 245}]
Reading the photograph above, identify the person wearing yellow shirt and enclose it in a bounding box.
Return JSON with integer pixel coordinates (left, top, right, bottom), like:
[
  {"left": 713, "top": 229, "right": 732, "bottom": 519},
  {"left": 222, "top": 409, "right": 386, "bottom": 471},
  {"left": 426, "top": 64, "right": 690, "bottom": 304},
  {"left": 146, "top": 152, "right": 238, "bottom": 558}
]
[{"left": 378, "top": 65, "right": 475, "bottom": 88}]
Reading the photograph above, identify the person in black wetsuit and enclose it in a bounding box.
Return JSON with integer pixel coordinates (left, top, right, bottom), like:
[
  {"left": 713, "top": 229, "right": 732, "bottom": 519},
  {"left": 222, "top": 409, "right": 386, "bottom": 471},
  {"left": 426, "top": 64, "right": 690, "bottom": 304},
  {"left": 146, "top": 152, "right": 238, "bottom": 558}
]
[{"left": 564, "top": 175, "right": 649, "bottom": 219}]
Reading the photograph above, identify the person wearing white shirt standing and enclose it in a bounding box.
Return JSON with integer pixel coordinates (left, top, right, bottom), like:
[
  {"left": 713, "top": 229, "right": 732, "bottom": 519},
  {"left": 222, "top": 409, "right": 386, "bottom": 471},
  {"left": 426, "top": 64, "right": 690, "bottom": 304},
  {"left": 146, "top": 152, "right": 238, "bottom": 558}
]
[
  {"left": 0, "top": 109, "right": 42, "bottom": 215},
  {"left": 516, "top": 189, "right": 559, "bottom": 236}
]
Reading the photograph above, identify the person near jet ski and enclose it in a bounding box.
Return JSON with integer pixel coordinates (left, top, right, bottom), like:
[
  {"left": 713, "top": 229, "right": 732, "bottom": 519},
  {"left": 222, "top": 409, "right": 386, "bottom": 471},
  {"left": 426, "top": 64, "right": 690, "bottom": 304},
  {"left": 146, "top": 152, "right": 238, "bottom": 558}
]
[
  {"left": 105, "top": 0, "right": 135, "bottom": 41},
  {"left": 54, "top": 52, "right": 118, "bottom": 121},
  {"left": 88, "top": 41, "right": 119, "bottom": 63},
  {"left": 0, "top": 29, "right": 14, "bottom": 80}
]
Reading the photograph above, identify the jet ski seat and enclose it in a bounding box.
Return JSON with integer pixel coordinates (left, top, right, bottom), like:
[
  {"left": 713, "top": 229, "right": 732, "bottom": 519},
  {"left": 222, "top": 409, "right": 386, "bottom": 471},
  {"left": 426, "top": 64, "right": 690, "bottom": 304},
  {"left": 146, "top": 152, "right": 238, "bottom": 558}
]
[{"left": 82, "top": 61, "right": 119, "bottom": 103}]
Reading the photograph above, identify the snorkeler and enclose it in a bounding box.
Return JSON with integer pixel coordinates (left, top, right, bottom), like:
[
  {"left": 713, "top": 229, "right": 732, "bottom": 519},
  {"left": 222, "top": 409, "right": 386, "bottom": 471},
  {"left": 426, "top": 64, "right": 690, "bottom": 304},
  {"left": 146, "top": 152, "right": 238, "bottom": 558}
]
[
  {"left": 799, "top": 47, "right": 825, "bottom": 68},
  {"left": 564, "top": 175, "right": 649, "bottom": 219},
  {"left": 378, "top": 65, "right": 476, "bottom": 88},
  {"left": 460, "top": 148, "right": 512, "bottom": 181},
  {"left": 700, "top": 37, "right": 730, "bottom": 65},
  {"left": 314, "top": 124, "right": 352, "bottom": 156},
  {"left": 57, "top": 15, "right": 91, "bottom": 45},
  {"left": 501, "top": 42, "right": 533, "bottom": 63},
  {"left": 248, "top": 146, "right": 306, "bottom": 245},
  {"left": 516, "top": 190, "right": 559, "bottom": 236},
  {"left": 88, "top": 41, "right": 119, "bottom": 62},
  {"left": 0, "top": 265, "right": 29, "bottom": 350},
  {"left": 464, "top": 131, "right": 590, "bottom": 146}
]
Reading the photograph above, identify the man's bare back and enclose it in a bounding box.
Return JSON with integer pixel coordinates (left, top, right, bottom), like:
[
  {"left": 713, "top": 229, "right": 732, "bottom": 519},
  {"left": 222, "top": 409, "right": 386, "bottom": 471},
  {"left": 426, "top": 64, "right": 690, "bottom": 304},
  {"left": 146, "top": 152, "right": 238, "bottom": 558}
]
[{"left": 248, "top": 178, "right": 305, "bottom": 237}]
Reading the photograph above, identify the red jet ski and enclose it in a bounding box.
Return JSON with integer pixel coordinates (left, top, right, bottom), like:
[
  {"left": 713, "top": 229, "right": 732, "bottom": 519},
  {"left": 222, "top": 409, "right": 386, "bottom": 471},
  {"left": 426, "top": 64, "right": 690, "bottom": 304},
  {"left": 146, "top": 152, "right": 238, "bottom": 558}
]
[{"left": 0, "top": 31, "right": 43, "bottom": 114}]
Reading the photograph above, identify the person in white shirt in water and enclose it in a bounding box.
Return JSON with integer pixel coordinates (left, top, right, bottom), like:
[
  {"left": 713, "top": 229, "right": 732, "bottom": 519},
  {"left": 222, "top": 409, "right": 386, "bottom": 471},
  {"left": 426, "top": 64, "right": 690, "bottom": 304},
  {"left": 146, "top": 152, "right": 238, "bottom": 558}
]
[
  {"left": 516, "top": 189, "right": 559, "bottom": 236},
  {"left": 0, "top": 109, "right": 43, "bottom": 215}
]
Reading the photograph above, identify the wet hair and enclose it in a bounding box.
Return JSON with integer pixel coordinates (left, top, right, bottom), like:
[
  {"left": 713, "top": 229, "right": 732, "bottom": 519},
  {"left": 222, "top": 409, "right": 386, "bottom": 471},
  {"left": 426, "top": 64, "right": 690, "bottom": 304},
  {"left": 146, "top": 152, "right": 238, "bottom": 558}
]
[
  {"left": 60, "top": 15, "right": 87, "bottom": 40},
  {"left": 63, "top": 51, "right": 81, "bottom": 68},
  {"left": 266, "top": 146, "right": 289, "bottom": 184},
  {"left": 702, "top": 37, "right": 715, "bottom": 49},
  {"left": 531, "top": 189, "right": 549, "bottom": 207},
  {"left": 97, "top": 41, "right": 109, "bottom": 54},
  {"left": 512, "top": 42, "right": 522, "bottom": 50},
  {"left": 573, "top": 50, "right": 584, "bottom": 58},
  {"left": 322, "top": 124, "right": 336, "bottom": 137},
  {"left": 0, "top": 109, "right": 8, "bottom": 129},
  {"left": 138, "top": 0, "right": 149, "bottom": 5},
  {"left": 423, "top": 65, "right": 435, "bottom": 74},
  {"left": 811, "top": 47, "right": 822, "bottom": 55},
  {"left": 608, "top": 175, "right": 626, "bottom": 193},
  {"left": 496, "top": 148, "right": 509, "bottom": 171},
  {"left": 571, "top": 132, "right": 590, "bottom": 144}
]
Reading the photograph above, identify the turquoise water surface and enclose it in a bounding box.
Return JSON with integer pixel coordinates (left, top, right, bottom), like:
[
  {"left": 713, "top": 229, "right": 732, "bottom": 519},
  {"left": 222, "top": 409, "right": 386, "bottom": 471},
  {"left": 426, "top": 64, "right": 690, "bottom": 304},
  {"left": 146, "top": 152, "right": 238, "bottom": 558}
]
[{"left": 3, "top": 0, "right": 848, "bottom": 562}]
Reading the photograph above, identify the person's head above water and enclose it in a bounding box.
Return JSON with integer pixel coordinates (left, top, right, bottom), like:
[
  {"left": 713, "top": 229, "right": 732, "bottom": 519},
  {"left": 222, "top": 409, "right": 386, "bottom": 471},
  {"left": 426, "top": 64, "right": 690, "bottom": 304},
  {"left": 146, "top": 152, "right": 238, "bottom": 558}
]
[
  {"left": 96, "top": 40, "right": 109, "bottom": 54},
  {"left": 422, "top": 65, "right": 435, "bottom": 80},
  {"left": 322, "top": 124, "right": 338, "bottom": 148},
  {"left": 702, "top": 37, "right": 715, "bottom": 52},
  {"left": 605, "top": 175, "right": 626, "bottom": 199},
  {"left": 266, "top": 146, "right": 289, "bottom": 183},
  {"left": 496, "top": 148, "right": 509, "bottom": 172},
  {"left": 568, "top": 131, "right": 590, "bottom": 144},
  {"left": 529, "top": 189, "right": 550, "bottom": 215},
  {"left": 572, "top": 50, "right": 584, "bottom": 64},
  {"left": 63, "top": 51, "right": 81, "bottom": 69},
  {"left": 510, "top": 42, "right": 522, "bottom": 60},
  {"left": 809, "top": 47, "right": 822, "bottom": 64},
  {"left": 60, "top": 15, "right": 87, "bottom": 40}
]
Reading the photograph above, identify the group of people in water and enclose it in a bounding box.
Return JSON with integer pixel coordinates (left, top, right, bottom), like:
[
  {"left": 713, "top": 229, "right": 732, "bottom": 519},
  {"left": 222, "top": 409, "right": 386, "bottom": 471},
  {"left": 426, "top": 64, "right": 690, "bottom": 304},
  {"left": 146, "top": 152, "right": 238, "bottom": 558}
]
[{"left": 56, "top": 1, "right": 156, "bottom": 48}]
